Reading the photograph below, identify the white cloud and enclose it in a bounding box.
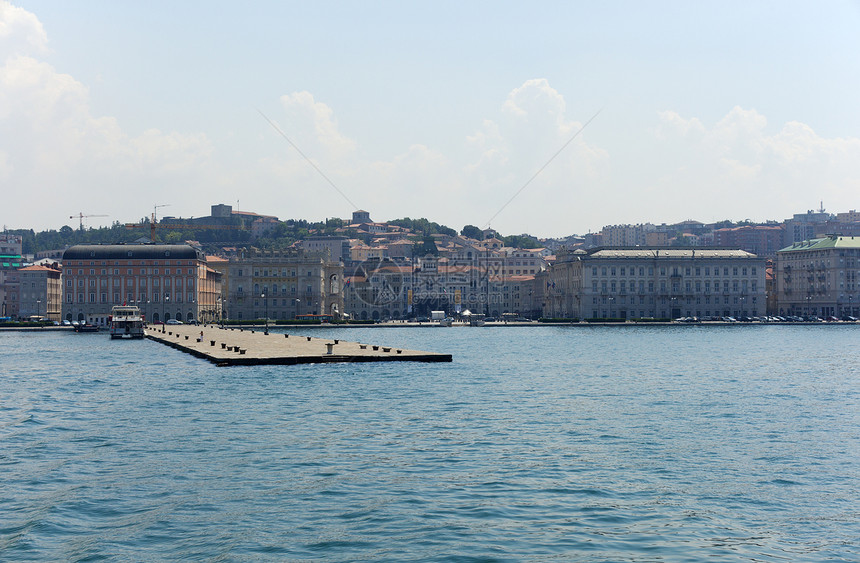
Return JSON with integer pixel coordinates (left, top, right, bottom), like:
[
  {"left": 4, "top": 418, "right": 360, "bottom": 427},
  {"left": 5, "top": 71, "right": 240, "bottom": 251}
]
[
  {"left": 279, "top": 91, "right": 356, "bottom": 160},
  {"left": 261, "top": 79, "right": 609, "bottom": 235},
  {"left": 0, "top": 0, "right": 48, "bottom": 55},
  {"left": 648, "top": 106, "right": 860, "bottom": 222},
  {"left": 0, "top": 4, "right": 214, "bottom": 230}
]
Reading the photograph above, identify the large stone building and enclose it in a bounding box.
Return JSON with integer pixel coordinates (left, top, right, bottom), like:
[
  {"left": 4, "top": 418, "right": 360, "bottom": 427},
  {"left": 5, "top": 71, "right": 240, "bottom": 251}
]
[
  {"left": 0, "top": 234, "right": 24, "bottom": 318},
  {"left": 544, "top": 247, "right": 766, "bottom": 319},
  {"left": 222, "top": 249, "right": 344, "bottom": 321},
  {"left": 7, "top": 263, "right": 63, "bottom": 321},
  {"left": 343, "top": 255, "right": 541, "bottom": 321},
  {"left": 61, "top": 244, "right": 222, "bottom": 325},
  {"left": 774, "top": 235, "right": 860, "bottom": 318}
]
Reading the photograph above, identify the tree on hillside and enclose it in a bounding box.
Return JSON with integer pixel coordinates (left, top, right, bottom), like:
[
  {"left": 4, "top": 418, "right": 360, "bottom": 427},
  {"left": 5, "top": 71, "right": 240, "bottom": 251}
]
[
  {"left": 502, "top": 234, "right": 541, "bottom": 249},
  {"left": 460, "top": 224, "right": 483, "bottom": 240},
  {"left": 413, "top": 235, "right": 438, "bottom": 257},
  {"left": 389, "top": 217, "right": 456, "bottom": 237}
]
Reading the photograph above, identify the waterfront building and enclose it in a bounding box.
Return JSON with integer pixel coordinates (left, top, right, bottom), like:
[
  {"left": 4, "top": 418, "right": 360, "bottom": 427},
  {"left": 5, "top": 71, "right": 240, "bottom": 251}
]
[
  {"left": 222, "top": 248, "right": 343, "bottom": 321},
  {"left": 343, "top": 253, "right": 542, "bottom": 321},
  {"left": 774, "top": 235, "right": 860, "bottom": 318},
  {"left": 544, "top": 247, "right": 766, "bottom": 319},
  {"left": 1, "top": 234, "right": 25, "bottom": 318},
  {"left": 7, "top": 263, "right": 63, "bottom": 321},
  {"left": 61, "top": 244, "right": 222, "bottom": 325}
]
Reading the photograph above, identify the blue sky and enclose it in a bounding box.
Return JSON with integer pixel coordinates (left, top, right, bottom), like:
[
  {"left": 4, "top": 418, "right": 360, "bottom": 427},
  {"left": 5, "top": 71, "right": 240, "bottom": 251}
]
[{"left": 3, "top": 1, "right": 860, "bottom": 236}]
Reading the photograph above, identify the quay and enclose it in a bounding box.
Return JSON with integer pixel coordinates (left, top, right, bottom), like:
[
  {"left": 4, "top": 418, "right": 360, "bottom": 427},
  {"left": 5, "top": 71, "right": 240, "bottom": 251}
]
[{"left": 145, "top": 324, "right": 452, "bottom": 366}]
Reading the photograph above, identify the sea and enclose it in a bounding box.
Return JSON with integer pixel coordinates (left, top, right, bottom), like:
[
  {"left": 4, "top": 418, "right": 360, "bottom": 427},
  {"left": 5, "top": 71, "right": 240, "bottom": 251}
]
[{"left": 1, "top": 325, "right": 858, "bottom": 561}]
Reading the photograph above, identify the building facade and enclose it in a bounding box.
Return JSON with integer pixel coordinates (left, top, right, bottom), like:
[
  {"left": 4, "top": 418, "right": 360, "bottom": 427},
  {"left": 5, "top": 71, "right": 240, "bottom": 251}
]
[
  {"left": 544, "top": 247, "right": 766, "bottom": 319},
  {"left": 223, "top": 249, "right": 344, "bottom": 321},
  {"left": 61, "top": 244, "right": 222, "bottom": 325},
  {"left": 343, "top": 256, "right": 541, "bottom": 321},
  {"left": 0, "top": 234, "right": 24, "bottom": 318},
  {"left": 712, "top": 225, "right": 784, "bottom": 258},
  {"left": 774, "top": 235, "right": 860, "bottom": 318},
  {"left": 8, "top": 264, "right": 63, "bottom": 321}
]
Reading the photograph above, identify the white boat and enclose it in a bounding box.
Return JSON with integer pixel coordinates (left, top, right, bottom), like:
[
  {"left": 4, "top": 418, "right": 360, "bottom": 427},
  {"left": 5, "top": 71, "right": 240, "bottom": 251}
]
[{"left": 109, "top": 305, "right": 145, "bottom": 339}]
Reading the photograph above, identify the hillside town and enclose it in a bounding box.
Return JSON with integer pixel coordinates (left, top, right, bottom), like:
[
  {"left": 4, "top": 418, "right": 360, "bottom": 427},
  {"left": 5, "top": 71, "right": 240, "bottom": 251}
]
[{"left": 2, "top": 204, "right": 860, "bottom": 325}]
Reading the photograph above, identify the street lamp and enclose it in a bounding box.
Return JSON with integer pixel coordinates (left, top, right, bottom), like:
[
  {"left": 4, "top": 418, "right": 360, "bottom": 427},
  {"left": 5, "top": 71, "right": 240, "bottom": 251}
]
[
  {"left": 36, "top": 298, "right": 41, "bottom": 321},
  {"left": 164, "top": 295, "right": 170, "bottom": 329},
  {"left": 262, "top": 292, "right": 268, "bottom": 334}
]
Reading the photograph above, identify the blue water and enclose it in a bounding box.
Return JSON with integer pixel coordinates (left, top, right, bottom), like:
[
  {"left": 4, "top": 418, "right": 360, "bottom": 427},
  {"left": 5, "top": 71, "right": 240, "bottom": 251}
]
[{"left": 1, "top": 326, "right": 858, "bottom": 561}]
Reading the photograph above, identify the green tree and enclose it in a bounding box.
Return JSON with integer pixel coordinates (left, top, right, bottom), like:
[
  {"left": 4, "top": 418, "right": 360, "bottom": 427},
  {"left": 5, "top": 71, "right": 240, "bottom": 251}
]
[{"left": 460, "top": 224, "right": 483, "bottom": 240}]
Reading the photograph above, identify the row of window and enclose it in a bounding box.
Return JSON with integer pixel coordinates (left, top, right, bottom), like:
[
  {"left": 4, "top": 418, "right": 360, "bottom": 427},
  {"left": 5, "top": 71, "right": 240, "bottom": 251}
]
[
  {"left": 237, "top": 269, "right": 317, "bottom": 277},
  {"left": 591, "top": 279, "right": 758, "bottom": 294},
  {"left": 71, "top": 268, "right": 196, "bottom": 275},
  {"left": 67, "top": 278, "right": 195, "bottom": 288},
  {"left": 590, "top": 265, "right": 758, "bottom": 278},
  {"left": 66, "top": 292, "right": 196, "bottom": 304},
  {"left": 591, "top": 295, "right": 758, "bottom": 305}
]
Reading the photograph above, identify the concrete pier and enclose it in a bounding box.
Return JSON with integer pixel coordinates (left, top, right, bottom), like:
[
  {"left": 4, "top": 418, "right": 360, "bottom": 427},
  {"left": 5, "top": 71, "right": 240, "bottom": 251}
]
[{"left": 146, "top": 325, "right": 452, "bottom": 366}]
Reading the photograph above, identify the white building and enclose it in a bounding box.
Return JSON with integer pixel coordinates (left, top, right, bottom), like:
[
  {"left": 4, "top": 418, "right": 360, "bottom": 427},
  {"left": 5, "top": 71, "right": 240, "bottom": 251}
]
[{"left": 544, "top": 247, "right": 766, "bottom": 320}]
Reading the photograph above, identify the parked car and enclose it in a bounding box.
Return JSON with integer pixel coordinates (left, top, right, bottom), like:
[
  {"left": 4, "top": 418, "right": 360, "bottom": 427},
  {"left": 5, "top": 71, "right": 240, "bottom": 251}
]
[{"left": 166, "top": 319, "right": 183, "bottom": 325}]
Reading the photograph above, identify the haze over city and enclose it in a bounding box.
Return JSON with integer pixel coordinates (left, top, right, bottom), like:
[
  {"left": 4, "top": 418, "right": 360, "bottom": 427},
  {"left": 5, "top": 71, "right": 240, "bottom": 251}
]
[{"left": 2, "top": 0, "right": 859, "bottom": 236}]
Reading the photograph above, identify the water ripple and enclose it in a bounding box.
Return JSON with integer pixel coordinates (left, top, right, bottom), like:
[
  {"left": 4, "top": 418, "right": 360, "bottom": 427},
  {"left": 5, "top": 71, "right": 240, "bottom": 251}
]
[{"left": 0, "top": 327, "right": 858, "bottom": 560}]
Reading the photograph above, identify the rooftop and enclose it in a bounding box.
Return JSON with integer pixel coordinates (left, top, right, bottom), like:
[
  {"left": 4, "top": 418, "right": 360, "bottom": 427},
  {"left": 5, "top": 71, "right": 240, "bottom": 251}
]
[{"left": 779, "top": 235, "right": 860, "bottom": 253}]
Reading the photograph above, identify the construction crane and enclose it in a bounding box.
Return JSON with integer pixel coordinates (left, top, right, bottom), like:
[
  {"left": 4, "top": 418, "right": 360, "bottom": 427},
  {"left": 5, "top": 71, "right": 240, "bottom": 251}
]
[
  {"left": 70, "top": 212, "right": 108, "bottom": 231},
  {"left": 153, "top": 204, "right": 170, "bottom": 223}
]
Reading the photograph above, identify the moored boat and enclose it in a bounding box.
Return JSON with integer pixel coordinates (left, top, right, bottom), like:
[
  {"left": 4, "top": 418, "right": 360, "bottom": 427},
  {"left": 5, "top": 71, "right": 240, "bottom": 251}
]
[{"left": 109, "top": 305, "right": 145, "bottom": 339}]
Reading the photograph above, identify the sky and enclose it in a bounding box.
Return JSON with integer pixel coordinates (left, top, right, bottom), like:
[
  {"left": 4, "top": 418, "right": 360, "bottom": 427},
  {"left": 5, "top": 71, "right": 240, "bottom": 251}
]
[{"left": 2, "top": 1, "right": 860, "bottom": 238}]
